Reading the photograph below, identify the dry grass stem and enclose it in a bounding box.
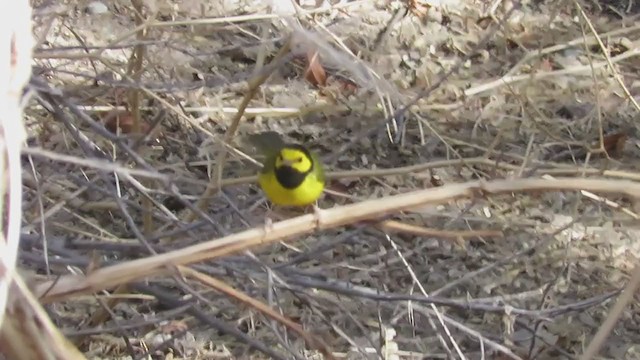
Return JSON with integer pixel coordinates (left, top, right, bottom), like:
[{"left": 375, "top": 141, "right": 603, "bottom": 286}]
[
  {"left": 181, "top": 266, "right": 336, "bottom": 360},
  {"left": 36, "top": 177, "right": 640, "bottom": 303},
  {"left": 579, "top": 263, "right": 640, "bottom": 360}
]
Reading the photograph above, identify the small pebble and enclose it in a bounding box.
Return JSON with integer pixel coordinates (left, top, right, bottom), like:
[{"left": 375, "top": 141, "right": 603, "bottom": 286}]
[{"left": 85, "top": 1, "right": 108, "bottom": 15}]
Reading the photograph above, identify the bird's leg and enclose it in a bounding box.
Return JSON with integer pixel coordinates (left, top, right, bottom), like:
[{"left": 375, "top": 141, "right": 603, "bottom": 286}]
[
  {"left": 262, "top": 203, "right": 275, "bottom": 234},
  {"left": 264, "top": 215, "right": 274, "bottom": 231},
  {"left": 311, "top": 201, "right": 324, "bottom": 229},
  {"left": 262, "top": 204, "right": 292, "bottom": 230}
]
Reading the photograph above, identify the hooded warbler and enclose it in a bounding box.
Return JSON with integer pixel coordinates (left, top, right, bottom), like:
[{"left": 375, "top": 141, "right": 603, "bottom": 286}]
[{"left": 249, "top": 131, "right": 325, "bottom": 206}]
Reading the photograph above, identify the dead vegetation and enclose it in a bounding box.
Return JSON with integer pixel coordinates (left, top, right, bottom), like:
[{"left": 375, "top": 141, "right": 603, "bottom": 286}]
[{"left": 10, "top": 0, "right": 640, "bottom": 359}]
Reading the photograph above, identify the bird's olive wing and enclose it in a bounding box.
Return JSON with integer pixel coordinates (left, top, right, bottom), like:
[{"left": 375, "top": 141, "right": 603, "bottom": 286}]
[
  {"left": 248, "top": 131, "right": 286, "bottom": 157},
  {"left": 261, "top": 151, "right": 277, "bottom": 174},
  {"left": 311, "top": 151, "right": 326, "bottom": 183}
]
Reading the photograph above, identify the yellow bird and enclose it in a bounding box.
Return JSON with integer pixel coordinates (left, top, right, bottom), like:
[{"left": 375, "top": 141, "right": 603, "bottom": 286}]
[{"left": 249, "top": 131, "right": 325, "bottom": 207}]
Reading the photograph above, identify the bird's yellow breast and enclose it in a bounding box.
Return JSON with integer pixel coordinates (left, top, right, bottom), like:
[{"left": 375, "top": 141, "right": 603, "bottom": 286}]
[{"left": 258, "top": 169, "right": 324, "bottom": 206}]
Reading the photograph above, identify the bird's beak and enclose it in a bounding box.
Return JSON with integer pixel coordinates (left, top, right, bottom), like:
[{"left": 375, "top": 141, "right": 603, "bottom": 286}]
[{"left": 281, "top": 159, "right": 294, "bottom": 167}]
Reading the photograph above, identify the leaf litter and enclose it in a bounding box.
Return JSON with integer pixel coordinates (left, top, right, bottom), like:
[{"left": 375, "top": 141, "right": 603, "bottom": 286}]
[{"left": 21, "top": 0, "right": 640, "bottom": 359}]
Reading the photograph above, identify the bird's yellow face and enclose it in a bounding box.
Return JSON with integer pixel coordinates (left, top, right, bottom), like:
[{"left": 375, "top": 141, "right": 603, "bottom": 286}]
[
  {"left": 275, "top": 147, "right": 313, "bottom": 172},
  {"left": 273, "top": 146, "right": 313, "bottom": 189},
  {"left": 255, "top": 137, "right": 325, "bottom": 206}
]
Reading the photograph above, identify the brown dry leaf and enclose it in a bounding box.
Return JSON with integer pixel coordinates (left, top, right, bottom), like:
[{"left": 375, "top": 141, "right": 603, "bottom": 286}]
[
  {"left": 104, "top": 110, "right": 149, "bottom": 135},
  {"left": 538, "top": 57, "right": 554, "bottom": 72},
  {"left": 602, "top": 132, "right": 628, "bottom": 158},
  {"left": 476, "top": 16, "right": 492, "bottom": 29},
  {"left": 430, "top": 173, "right": 444, "bottom": 187},
  {"left": 160, "top": 320, "right": 189, "bottom": 335},
  {"left": 327, "top": 76, "right": 359, "bottom": 96},
  {"left": 104, "top": 110, "right": 132, "bottom": 134},
  {"left": 304, "top": 50, "right": 327, "bottom": 87},
  {"left": 408, "top": 0, "right": 431, "bottom": 19},
  {"left": 313, "top": 69, "right": 360, "bottom": 100}
]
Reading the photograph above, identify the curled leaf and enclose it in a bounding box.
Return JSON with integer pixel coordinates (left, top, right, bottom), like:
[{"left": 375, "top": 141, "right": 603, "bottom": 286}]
[{"left": 304, "top": 50, "right": 327, "bottom": 87}]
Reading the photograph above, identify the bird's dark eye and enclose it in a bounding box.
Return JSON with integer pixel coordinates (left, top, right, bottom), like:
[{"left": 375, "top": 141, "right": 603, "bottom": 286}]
[{"left": 296, "top": 157, "right": 303, "bottom": 163}]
